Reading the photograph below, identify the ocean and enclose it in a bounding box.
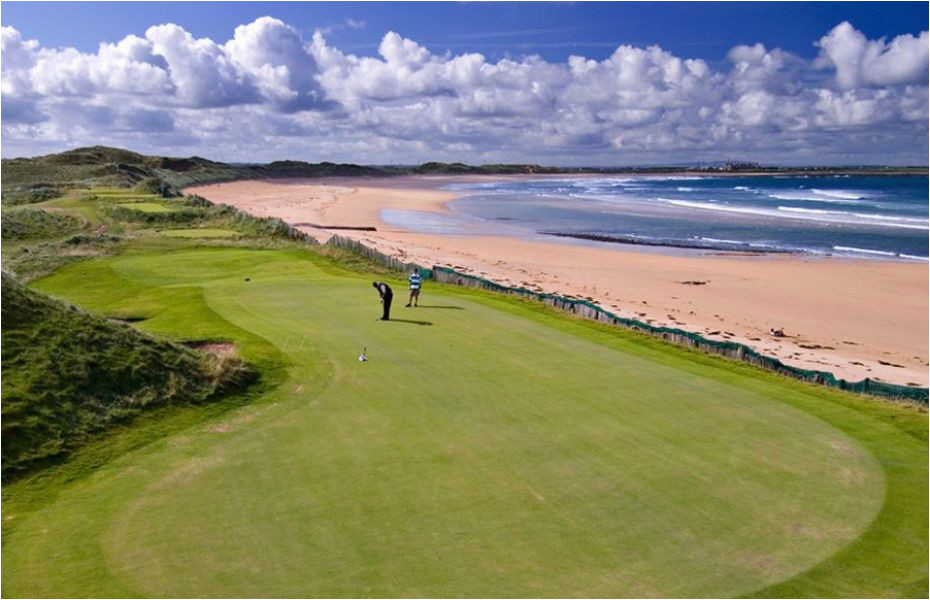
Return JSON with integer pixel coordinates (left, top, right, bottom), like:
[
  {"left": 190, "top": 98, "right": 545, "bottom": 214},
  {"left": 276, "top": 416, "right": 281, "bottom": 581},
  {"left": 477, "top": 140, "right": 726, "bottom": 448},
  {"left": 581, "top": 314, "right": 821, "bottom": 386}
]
[{"left": 382, "top": 174, "right": 928, "bottom": 261}]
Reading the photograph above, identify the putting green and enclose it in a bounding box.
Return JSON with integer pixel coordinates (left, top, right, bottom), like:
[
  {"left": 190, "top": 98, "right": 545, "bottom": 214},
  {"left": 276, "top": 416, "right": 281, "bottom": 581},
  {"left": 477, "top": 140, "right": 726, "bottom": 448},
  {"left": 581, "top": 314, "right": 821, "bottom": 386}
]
[{"left": 4, "top": 247, "right": 925, "bottom": 597}]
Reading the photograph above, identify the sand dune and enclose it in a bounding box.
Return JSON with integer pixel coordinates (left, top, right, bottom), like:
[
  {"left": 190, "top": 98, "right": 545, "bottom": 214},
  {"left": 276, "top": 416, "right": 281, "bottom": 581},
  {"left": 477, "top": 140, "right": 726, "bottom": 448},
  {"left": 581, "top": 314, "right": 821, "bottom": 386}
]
[{"left": 189, "top": 176, "right": 929, "bottom": 388}]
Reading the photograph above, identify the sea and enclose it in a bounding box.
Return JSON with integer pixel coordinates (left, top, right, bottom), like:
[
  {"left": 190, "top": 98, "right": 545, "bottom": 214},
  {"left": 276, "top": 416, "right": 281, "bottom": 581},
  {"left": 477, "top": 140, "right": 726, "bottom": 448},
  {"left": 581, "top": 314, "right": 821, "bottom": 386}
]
[{"left": 382, "top": 175, "right": 929, "bottom": 261}]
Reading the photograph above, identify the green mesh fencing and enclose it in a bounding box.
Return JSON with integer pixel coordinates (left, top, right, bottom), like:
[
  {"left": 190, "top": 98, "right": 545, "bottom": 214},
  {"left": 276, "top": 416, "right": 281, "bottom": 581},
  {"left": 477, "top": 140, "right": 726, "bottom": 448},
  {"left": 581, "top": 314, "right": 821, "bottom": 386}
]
[
  {"left": 430, "top": 266, "right": 928, "bottom": 405},
  {"left": 320, "top": 235, "right": 925, "bottom": 404}
]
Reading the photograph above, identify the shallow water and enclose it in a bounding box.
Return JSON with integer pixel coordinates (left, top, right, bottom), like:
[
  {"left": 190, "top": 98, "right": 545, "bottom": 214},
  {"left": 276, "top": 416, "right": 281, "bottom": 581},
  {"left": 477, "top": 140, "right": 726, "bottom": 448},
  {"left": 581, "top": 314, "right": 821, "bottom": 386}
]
[{"left": 432, "top": 175, "right": 929, "bottom": 260}]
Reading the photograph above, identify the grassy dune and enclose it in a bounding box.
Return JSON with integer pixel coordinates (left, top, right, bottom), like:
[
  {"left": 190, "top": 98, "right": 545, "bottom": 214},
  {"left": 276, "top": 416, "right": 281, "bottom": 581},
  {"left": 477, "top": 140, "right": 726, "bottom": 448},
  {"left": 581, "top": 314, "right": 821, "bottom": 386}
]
[
  {"left": 3, "top": 146, "right": 923, "bottom": 201},
  {"left": 0, "top": 273, "right": 256, "bottom": 476},
  {"left": 1, "top": 207, "right": 81, "bottom": 240},
  {"left": 2, "top": 246, "right": 924, "bottom": 598},
  {"left": 0, "top": 187, "right": 311, "bottom": 283}
]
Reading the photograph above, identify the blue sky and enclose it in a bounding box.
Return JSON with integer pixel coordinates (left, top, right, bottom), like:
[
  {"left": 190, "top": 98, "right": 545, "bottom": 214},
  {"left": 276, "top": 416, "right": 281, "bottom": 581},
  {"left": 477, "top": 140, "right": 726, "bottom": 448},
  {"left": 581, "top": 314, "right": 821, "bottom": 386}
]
[
  {"left": 1, "top": 2, "right": 927, "bottom": 165},
  {"left": 3, "top": 2, "right": 926, "bottom": 62}
]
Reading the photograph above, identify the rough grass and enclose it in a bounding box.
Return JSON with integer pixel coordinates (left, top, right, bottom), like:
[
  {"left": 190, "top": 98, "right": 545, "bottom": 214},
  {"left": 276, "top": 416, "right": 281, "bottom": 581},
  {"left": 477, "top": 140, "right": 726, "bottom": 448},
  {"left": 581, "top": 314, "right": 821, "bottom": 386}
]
[
  {"left": 1, "top": 207, "right": 81, "bottom": 240},
  {"left": 1, "top": 187, "right": 63, "bottom": 206},
  {"left": 0, "top": 187, "right": 315, "bottom": 282},
  {"left": 0, "top": 272, "right": 257, "bottom": 478},
  {"left": 0, "top": 145, "right": 388, "bottom": 193},
  {"left": 108, "top": 203, "right": 200, "bottom": 224},
  {"left": 2, "top": 246, "right": 924, "bottom": 598}
]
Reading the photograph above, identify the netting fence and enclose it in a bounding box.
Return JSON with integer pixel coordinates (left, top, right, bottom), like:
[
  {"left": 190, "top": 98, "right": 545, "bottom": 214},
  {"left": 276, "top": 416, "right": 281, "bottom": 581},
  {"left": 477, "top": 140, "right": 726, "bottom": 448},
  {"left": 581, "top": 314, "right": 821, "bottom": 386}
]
[
  {"left": 325, "top": 235, "right": 928, "bottom": 404},
  {"left": 326, "top": 235, "right": 433, "bottom": 276}
]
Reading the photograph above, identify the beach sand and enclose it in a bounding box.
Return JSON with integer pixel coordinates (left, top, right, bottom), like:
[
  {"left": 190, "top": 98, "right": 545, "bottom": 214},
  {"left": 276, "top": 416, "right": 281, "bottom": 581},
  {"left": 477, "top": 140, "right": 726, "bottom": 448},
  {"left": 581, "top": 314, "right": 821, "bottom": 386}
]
[{"left": 189, "top": 176, "right": 929, "bottom": 388}]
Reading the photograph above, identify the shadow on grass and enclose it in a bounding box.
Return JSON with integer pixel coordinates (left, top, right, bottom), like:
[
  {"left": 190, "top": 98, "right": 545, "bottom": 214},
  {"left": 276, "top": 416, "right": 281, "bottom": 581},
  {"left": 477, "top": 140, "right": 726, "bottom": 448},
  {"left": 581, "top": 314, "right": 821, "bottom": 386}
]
[
  {"left": 386, "top": 318, "right": 433, "bottom": 326},
  {"left": 412, "top": 305, "right": 464, "bottom": 310}
]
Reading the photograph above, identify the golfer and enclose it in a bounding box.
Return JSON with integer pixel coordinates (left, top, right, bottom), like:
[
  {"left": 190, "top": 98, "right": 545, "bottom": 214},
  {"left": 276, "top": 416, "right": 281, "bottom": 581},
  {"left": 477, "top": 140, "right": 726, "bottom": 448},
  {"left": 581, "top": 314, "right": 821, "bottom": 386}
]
[
  {"left": 372, "top": 281, "right": 393, "bottom": 320},
  {"left": 406, "top": 269, "right": 422, "bottom": 307}
]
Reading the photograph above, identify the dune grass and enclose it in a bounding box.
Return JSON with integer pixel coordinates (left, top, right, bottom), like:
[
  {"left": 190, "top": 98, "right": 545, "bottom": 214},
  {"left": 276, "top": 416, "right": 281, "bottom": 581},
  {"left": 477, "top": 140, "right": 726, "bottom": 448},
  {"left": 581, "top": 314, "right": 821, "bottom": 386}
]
[
  {"left": 1, "top": 207, "right": 81, "bottom": 240},
  {"left": 0, "top": 273, "right": 256, "bottom": 476},
  {"left": 2, "top": 246, "right": 924, "bottom": 598}
]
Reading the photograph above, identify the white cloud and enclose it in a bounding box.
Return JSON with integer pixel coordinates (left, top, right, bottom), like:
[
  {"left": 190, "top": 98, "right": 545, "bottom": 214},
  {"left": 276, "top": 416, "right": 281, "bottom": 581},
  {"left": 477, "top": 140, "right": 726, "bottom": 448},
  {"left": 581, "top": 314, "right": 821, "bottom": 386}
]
[
  {"left": 1, "top": 19, "right": 927, "bottom": 164},
  {"left": 145, "top": 23, "right": 256, "bottom": 107},
  {"left": 816, "top": 21, "right": 929, "bottom": 89},
  {"left": 29, "top": 38, "right": 174, "bottom": 97},
  {"left": 1, "top": 26, "right": 38, "bottom": 72},
  {"left": 224, "top": 16, "right": 328, "bottom": 110},
  {"left": 727, "top": 43, "right": 804, "bottom": 95},
  {"left": 1, "top": 27, "right": 36, "bottom": 97}
]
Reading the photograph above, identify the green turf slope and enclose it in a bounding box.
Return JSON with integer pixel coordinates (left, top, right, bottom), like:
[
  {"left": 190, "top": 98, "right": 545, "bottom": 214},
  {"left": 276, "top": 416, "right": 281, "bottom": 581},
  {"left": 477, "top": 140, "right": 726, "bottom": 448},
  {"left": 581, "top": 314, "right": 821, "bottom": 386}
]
[
  {"left": 0, "top": 272, "right": 256, "bottom": 477},
  {"left": 2, "top": 247, "right": 925, "bottom": 598}
]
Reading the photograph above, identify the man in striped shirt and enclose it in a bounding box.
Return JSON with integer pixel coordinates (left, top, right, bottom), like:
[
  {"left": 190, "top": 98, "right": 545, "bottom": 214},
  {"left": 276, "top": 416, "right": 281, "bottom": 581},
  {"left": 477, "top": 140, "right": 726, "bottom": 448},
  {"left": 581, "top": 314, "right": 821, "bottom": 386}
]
[{"left": 406, "top": 269, "right": 422, "bottom": 307}]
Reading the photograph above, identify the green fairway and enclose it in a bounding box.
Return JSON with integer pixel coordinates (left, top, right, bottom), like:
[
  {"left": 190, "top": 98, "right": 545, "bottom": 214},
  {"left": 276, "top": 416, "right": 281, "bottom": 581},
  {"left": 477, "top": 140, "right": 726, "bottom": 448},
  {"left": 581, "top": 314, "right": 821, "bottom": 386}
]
[
  {"left": 116, "top": 202, "right": 176, "bottom": 213},
  {"left": 3, "top": 247, "right": 926, "bottom": 598},
  {"left": 161, "top": 228, "right": 240, "bottom": 238}
]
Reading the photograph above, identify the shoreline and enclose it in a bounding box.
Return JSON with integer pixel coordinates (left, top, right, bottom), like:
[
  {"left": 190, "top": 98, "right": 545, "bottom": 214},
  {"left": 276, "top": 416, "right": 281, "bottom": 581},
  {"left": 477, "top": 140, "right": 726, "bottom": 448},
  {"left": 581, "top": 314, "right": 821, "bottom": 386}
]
[
  {"left": 539, "top": 231, "right": 794, "bottom": 255},
  {"left": 537, "top": 231, "right": 929, "bottom": 262},
  {"left": 188, "top": 176, "right": 929, "bottom": 388}
]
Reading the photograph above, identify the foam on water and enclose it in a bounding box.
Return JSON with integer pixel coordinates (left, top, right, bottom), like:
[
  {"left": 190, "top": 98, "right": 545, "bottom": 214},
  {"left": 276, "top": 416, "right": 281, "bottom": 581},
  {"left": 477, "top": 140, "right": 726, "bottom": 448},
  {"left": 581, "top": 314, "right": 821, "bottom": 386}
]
[
  {"left": 661, "top": 200, "right": 928, "bottom": 230},
  {"left": 698, "top": 236, "right": 744, "bottom": 245},
  {"left": 811, "top": 188, "right": 866, "bottom": 200},
  {"left": 775, "top": 206, "right": 927, "bottom": 229},
  {"left": 445, "top": 174, "right": 929, "bottom": 260},
  {"left": 665, "top": 199, "right": 764, "bottom": 215},
  {"left": 833, "top": 246, "right": 898, "bottom": 257},
  {"left": 851, "top": 213, "right": 929, "bottom": 226},
  {"left": 767, "top": 191, "right": 868, "bottom": 205},
  {"left": 777, "top": 206, "right": 832, "bottom": 214}
]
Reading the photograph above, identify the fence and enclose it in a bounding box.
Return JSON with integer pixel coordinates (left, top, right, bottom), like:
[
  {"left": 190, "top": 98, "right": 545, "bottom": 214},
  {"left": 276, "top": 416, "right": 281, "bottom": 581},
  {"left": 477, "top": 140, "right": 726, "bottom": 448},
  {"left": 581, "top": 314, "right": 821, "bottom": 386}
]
[
  {"left": 430, "top": 266, "right": 928, "bottom": 405},
  {"left": 326, "top": 235, "right": 433, "bottom": 277},
  {"left": 323, "top": 236, "right": 928, "bottom": 404}
]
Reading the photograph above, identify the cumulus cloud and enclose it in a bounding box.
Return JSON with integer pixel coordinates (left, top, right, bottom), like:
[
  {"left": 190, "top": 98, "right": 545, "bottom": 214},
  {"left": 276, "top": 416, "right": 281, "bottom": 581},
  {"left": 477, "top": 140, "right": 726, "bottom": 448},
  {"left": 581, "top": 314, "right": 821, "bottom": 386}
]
[
  {"left": 30, "top": 38, "right": 174, "bottom": 97},
  {"left": 224, "top": 16, "right": 329, "bottom": 110},
  {"left": 1, "top": 18, "right": 927, "bottom": 164},
  {"left": 1, "top": 26, "right": 38, "bottom": 72},
  {"left": 145, "top": 23, "right": 257, "bottom": 107},
  {"left": 816, "top": 22, "right": 929, "bottom": 89},
  {"left": 1, "top": 27, "right": 39, "bottom": 103}
]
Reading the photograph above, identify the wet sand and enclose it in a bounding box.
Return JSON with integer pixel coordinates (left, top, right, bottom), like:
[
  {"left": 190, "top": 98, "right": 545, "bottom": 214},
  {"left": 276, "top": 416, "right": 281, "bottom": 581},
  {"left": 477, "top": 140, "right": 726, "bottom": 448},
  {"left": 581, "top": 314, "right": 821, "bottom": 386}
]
[{"left": 189, "top": 176, "right": 929, "bottom": 388}]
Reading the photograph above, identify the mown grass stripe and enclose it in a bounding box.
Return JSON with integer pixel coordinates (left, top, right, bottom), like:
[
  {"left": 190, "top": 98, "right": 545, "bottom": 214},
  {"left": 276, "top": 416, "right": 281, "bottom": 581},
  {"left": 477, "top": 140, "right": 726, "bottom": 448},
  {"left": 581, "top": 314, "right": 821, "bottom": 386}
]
[{"left": 2, "top": 247, "right": 924, "bottom": 598}]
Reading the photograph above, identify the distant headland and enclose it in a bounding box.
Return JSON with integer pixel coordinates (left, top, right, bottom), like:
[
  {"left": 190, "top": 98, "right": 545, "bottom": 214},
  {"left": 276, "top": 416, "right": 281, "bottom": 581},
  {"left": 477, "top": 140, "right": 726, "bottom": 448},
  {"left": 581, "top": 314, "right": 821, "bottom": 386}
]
[{"left": 2, "top": 146, "right": 926, "bottom": 200}]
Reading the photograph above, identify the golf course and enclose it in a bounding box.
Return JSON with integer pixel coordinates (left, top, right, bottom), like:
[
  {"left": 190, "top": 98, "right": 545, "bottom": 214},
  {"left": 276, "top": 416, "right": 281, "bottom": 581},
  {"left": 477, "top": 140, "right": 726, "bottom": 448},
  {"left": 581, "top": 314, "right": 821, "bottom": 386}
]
[
  {"left": 0, "top": 148, "right": 926, "bottom": 597},
  {"left": 2, "top": 242, "right": 926, "bottom": 597}
]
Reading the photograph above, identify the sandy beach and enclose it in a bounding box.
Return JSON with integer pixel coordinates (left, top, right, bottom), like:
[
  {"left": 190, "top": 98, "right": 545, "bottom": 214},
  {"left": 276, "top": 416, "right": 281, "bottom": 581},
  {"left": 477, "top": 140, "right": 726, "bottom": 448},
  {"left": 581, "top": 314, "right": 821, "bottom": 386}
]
[{"left": 189, "top": 176, "right": 929, "bottom": 388}]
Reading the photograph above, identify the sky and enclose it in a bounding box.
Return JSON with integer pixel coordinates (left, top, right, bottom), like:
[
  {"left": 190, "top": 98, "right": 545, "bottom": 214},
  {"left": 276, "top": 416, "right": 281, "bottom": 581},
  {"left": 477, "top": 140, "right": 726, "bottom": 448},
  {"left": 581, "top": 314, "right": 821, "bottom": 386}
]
[{"left": 1, "top": 2, "right": 928, "bottom": 165}]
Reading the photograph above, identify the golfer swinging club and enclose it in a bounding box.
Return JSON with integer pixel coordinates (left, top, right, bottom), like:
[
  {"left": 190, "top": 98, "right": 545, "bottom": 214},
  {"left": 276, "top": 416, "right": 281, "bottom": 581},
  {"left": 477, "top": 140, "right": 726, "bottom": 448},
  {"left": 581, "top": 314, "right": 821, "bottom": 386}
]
[{"left": 372, "top": 281, "right": 393, "bottom": 320}]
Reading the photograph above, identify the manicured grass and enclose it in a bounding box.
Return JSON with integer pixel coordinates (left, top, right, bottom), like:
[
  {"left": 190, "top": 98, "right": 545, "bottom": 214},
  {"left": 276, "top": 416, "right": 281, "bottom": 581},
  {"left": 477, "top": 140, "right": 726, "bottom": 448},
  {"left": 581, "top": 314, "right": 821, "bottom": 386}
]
[
  {"left": 2, "top": 247, "right": 926, "bottom": 598},
  {"left": 90, "top": 188, "right": 153, "bottom": 199},
  {"left": 162, "top": 228, "right": 240, "bottom": 238},
  {"left": 116, "top": 202, "right": 176, "bottom": 213}
]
